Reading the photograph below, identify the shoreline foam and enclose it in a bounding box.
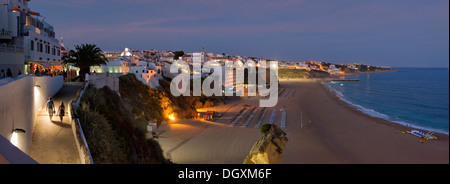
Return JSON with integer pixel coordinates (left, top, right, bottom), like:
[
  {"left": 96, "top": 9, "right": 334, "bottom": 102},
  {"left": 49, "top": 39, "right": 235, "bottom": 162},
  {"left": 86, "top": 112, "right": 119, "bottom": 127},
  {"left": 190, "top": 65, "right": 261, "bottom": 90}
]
[{"left": 322, "top": 81, "right": 449, "bottom": 135}]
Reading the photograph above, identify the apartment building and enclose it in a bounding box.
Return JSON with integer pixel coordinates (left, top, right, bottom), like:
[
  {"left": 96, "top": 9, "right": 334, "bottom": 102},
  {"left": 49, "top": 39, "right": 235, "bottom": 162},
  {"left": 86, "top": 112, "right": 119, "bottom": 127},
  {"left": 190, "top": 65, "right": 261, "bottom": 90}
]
[{"left": 0, "top": 0, "right": 61, "bottom": 77}]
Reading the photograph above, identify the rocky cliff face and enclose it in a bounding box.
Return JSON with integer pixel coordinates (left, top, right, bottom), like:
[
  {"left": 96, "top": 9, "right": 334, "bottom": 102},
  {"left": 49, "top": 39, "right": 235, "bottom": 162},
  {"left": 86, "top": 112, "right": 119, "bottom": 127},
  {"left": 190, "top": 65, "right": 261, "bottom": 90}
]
[{"left": 243, "top": 125, "right": 288, "bottom": 164}]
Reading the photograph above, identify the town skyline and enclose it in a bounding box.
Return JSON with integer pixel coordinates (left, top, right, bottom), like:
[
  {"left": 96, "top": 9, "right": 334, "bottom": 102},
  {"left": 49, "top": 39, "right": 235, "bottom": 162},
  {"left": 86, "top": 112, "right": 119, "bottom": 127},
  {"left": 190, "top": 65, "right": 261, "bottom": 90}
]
[
  {"left": 31, "top": 0, "right": 449, "bottom": 67},
  {"left": 1, "top": 0, "right": 448, "bottom": 166}
]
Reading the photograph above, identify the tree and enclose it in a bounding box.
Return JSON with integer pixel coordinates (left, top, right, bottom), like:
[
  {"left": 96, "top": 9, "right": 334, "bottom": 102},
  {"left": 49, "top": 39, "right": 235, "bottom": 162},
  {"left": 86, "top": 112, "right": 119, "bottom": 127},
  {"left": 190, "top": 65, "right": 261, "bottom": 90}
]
[
  {"left": 63, "top": 44, "right": 107, "bottom": 81},
  {"left": 204, "top": 100, "right": 214, "bottom": 108},
  {"left": 6, "top": 68, "right": 12, "bottom": 78},
  {"left": 194, "top": 101, "right": 203, "bottom": 109},
  {"left": 173, "top": 51, "right": 185, "bottom": 60},
  {"left": 260, "top": 124, "right": 272, "bottom": 135}
]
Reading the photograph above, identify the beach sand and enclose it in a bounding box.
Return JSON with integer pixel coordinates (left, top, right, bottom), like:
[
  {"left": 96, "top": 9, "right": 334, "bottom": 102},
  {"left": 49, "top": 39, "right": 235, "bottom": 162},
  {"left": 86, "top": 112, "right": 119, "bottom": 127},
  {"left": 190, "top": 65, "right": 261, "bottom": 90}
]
[
  {"left": 281, "top": 80, "right": 448, "bottom": 164},
  {"left": 155, "top": 80, "right": 449, "bottom": 164}
]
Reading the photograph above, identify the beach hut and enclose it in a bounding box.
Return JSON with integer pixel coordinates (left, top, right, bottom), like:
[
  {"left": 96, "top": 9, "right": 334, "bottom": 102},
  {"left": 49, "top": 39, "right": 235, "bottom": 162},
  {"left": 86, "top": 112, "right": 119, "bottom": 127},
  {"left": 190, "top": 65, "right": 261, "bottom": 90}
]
[
  {"left": 147, "top": 121, "right": 158, "bottom": 132},
  {"left": 198, "top": 111, "right": 216, "bottom": 120}
]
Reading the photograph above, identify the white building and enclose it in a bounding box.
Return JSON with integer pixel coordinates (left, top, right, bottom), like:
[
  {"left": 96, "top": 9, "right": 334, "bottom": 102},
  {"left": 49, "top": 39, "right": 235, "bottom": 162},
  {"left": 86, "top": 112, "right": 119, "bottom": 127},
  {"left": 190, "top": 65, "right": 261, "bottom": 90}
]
[
  {"left": 192, "top": 52, "right": 205, "bottom": 64},
  {"left": 129, "top": 61, "right": 161, "bottom": 89},
  {"left": 91, "top": 47, "right": 140, "bottom": 74},
  {"left": 328, "top": 65, "right": 341, "bottom": 74},
  {"left": 0, "top": 0, "right": 61, "bottom": 77},
  {"left": 296, "top": 62, "right": 309, "bottom": 69},
  {"left": 0, "top": 44, "right": 24, "bottom": 79}
]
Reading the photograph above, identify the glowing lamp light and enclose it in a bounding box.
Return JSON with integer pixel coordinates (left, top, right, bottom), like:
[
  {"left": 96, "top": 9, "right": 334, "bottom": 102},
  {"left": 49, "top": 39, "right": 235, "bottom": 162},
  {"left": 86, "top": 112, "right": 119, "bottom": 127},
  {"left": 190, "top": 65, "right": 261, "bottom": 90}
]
[
  {"left": 11, "top": 129, "right": 26, "bottom": 148},
  {"left": 168, "top": 114, "right": 176, "bottom": 121},
  {"left": 10, "top": 132, "right": 18, "bottom": 147}
]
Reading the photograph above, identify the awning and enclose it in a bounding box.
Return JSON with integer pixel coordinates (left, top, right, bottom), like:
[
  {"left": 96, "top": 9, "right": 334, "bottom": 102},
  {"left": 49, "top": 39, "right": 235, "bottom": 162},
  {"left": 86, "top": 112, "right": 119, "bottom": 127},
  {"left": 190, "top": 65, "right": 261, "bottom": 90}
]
[
  {"left": 27, "top": 61, "right": 62, "bottom": 68},
  {"left": 12, "top": 7, "right": 41, "bottom": 16},
  {"left": 28, "top": 10, "right": 40, "bottom": 16},
  {"left": 12, "top": 7, "right": 23, "bottom": 12}
]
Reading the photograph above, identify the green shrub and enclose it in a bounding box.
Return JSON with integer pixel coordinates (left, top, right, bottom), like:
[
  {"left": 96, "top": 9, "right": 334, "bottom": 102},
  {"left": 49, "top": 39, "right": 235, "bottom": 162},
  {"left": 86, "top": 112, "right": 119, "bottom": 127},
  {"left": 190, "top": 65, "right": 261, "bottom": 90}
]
[
  {"left": 260, "top": 124, "right": 272, "bottom": 135},
  {"left": 194, "top": 101, "right": 203, "bottom": 109},
  {"left": 77, "top": 85, "right": 170, "bottom": 164},
  {"left": 77, "top": 103, "right": 127, "bottom": 164},
  {"left": 147, "top": 139, "right": 172, "bottom": 164}
]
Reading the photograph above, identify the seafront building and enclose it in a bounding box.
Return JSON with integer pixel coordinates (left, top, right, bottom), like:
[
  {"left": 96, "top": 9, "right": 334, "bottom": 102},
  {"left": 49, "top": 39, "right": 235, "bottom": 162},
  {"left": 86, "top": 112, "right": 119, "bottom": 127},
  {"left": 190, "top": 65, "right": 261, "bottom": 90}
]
[
  {"left": 158, "top": 50, "right": 248, "bottom": 94},
  {"left": 93, "top": 47, "right": 162, "bottom": 88},
  {"left": 0, "top": 0, "right": 66, "bottom": 163},
  {"left": 96, "top": 47, "right": 280, "bottom": 92},
  {"left": 0, "top": 0, "right": 61, "bottom": 78}
]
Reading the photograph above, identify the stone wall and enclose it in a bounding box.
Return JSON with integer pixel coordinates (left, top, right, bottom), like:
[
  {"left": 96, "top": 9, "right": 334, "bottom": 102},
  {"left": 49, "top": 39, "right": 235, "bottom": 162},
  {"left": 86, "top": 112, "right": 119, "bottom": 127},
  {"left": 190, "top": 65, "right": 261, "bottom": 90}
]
[{"left": 86, "top": 73, "right": 120, "bottom": 94}]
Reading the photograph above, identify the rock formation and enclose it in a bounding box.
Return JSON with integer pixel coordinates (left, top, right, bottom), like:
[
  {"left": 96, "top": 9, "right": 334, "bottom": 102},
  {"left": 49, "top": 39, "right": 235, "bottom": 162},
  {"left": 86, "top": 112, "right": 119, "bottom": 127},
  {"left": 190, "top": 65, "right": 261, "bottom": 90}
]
[{"left": 243, "top": 125, "right": 288, "bottom": 164}]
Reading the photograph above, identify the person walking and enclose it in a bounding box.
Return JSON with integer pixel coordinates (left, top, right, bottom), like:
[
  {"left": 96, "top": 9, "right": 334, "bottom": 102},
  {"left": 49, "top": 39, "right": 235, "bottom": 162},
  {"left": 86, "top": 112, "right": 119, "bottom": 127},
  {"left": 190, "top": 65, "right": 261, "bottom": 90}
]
[
  {"left": 58, "top": 101, "right": 65, "bottom": 122},
  {"left": 46, "top": 97, "right": 55, "bottom": 120}
]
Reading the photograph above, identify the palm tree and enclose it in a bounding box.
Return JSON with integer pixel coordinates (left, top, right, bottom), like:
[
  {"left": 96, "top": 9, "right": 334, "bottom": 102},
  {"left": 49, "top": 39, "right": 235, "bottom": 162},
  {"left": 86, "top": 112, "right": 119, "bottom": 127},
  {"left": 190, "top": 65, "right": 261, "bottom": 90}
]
[{"left": 62, "top": 44, "right": 107, "bottom": 81}]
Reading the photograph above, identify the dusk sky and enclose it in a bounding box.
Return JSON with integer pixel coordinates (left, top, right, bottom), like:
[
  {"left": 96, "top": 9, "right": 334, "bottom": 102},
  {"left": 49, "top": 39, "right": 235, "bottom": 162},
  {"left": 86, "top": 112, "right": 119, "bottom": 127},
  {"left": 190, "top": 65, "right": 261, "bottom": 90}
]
[{"left": 31, "top": 0, "right": 449, "bottom": 67}]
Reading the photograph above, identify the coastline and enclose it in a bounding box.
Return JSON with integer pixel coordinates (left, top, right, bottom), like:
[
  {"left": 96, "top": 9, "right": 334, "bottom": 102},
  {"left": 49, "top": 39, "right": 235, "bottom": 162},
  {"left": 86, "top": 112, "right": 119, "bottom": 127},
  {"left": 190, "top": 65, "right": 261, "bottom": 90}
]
[
  {"left": 332, "top": 69, "right": 400, "bottom": 77},
  {"left": 319, "top": 81, "right": 449, "bottom": 138},
  {"left": 282, "top": 80, "right": 449, "bottom": 163},
  {"left": 323, "top": 68, "right": 449, "bottom": 135},
  {"left": 281, "top": 68, "right": 448, "bottom": 135},
  {"left": 156, "top": 76, "right": 448, "bottom": 164}
]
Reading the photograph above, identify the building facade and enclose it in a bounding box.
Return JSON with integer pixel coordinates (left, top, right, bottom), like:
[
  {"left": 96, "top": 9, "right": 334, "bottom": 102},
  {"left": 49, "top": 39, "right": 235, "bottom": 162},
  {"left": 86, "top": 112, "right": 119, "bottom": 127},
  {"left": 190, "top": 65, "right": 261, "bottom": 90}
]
[{"left": 0, "top": 0, "right": 61, "bottom": 77}]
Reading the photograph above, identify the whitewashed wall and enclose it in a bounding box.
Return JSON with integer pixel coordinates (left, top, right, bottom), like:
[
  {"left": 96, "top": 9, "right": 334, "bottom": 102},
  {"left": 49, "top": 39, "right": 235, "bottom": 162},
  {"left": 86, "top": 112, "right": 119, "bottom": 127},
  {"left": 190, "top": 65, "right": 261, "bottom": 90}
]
[{"left": 0, "top": 75, "right": 63, "bottom": 153}]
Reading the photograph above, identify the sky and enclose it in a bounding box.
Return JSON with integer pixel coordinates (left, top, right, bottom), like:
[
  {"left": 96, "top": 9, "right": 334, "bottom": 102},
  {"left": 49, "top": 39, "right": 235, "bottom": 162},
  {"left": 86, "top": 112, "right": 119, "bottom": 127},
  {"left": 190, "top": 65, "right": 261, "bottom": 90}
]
[{"left": 30, "top": 0, "right": 449, "bottom": 67}]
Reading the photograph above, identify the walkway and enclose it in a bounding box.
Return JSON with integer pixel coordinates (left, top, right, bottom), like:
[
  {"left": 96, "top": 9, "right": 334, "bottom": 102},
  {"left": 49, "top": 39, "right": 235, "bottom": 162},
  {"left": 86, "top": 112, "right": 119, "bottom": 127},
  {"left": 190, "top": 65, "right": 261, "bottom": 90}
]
[{"left": 28, "top": 82, "right": 83, "bottom": 164}]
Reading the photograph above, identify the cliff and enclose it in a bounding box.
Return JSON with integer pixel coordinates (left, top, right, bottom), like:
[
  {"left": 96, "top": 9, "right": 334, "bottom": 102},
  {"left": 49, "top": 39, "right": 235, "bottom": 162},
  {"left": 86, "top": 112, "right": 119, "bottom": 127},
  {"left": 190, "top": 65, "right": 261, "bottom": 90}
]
[
  {"left": 76, "top": 84, "right": 171, "bottom": 164},
  {"left": 243, "top": 125, "right": 288, "bottom": 164},
  {"left": 278, "top": 68, "right": 331, "bottom": 79}
]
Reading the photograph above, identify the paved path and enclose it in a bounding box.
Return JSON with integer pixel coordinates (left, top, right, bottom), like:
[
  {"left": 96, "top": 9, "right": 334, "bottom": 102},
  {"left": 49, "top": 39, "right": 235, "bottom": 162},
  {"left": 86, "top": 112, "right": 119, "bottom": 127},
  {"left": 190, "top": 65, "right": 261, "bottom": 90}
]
[{"left": 28, "top": 82, "right": 83, "bottom": 164}]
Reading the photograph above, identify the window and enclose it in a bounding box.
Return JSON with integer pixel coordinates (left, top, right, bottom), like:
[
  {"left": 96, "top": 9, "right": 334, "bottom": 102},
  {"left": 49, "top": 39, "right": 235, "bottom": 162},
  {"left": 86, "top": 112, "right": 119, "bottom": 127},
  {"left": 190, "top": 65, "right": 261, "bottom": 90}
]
[{"left": 31, "top": 40, "right": 34, "bottom": 51}]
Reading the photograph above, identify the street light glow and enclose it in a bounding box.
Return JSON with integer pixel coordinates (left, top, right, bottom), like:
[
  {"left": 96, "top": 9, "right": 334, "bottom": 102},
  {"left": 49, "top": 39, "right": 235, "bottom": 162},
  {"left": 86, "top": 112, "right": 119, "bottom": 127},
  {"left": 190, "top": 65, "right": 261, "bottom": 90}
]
[
  {"left": 10, "top": 132, "right": 19, "bottom": 147},
  {"left": 169, "top": 113, "right": 176, "bottom": 121}
]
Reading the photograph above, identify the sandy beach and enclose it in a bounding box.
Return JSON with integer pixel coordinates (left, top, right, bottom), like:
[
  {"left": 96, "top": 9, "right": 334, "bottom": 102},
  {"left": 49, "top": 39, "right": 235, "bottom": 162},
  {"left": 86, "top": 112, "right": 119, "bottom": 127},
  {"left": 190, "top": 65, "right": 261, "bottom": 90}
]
[
  {"left": 282, "top": 80, "right": 448, "bottom": 164},
  {"left": 155, "top": 80, "right": 449, "bottom": 164}
]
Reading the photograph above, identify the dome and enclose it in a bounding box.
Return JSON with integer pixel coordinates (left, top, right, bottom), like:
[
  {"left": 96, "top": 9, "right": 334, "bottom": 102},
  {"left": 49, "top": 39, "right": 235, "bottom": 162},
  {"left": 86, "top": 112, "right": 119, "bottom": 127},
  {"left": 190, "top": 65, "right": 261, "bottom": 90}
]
[{"left": 120, "top": 47, "right": 133, "bottom": 57}]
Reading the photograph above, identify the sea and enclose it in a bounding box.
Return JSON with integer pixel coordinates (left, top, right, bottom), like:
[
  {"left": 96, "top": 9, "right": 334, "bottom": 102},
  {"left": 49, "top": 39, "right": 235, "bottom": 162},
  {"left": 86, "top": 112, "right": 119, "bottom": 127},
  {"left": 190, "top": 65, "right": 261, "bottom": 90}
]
[{"left": 324, "top": 68, "right": 449, "bottom": 135}]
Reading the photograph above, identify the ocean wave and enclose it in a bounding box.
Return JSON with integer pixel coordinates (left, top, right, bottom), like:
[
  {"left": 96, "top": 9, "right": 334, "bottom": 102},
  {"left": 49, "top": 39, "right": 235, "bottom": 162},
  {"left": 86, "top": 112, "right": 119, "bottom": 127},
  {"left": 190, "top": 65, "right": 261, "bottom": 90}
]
[
  {"left": 323, "top": 82, "right": 449, "bottom": 135},
  {"left": 324, "top": 83, "right": 344, "bottom": 97}
]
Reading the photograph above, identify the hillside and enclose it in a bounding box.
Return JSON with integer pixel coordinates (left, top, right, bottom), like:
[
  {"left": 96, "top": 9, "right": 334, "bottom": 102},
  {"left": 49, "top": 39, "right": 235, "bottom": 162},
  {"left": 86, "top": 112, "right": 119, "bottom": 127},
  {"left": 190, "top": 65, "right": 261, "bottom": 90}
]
[
  {"left": 74, "top": 74, "right": 225, "bottom": 164},
  {"left": 278, "top": 69, "right": 331, "bottom": 79},
  {"left": 76, "top": 83, "right": 171, "bottom": 164}
]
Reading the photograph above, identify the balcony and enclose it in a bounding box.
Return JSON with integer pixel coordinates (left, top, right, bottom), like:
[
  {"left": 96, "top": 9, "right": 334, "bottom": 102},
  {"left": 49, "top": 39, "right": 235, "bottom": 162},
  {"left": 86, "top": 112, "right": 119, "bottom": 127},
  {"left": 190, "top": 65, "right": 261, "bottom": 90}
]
[
  {"left": 0, "top": 44, "right": 24, "bottom": 53},
  {"left": 0, "top": 29, "right": 12, "bottom": 40}
]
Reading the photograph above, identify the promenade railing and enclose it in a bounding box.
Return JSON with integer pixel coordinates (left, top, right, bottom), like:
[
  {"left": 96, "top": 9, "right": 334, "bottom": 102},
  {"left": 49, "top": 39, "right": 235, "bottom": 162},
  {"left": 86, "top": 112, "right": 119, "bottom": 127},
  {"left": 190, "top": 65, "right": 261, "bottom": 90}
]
[{"left": 68, "top": 81, "right": 94, "bottom": 164}]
